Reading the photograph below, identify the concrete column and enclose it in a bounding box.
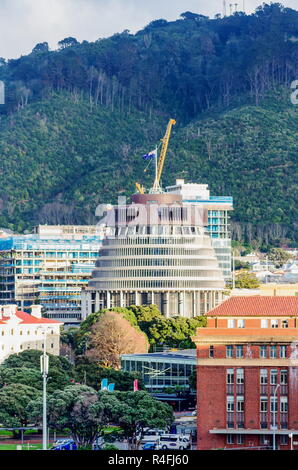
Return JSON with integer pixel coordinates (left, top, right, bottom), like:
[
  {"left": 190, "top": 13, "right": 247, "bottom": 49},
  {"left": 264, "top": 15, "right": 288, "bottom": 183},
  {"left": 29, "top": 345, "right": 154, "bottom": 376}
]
[
  {"left": 135, "top": 291, "right": 141, "bottom": 306},
  {"left": 106, "top": 291, "right": 111, "bottom": 309},
  {"left": 120, "top": 291, "right": 124, "bottom": 308},
  {"left": 95, "top": 292, "right": 100, "bottom": 312},
  {"left": 178, "top": 292, "right": 183, "bottom": 316},
  {"left": 204, "top": 291, "right": 208, "bottom": 314},
  {"left": 183, "top": 291, "right": 187, "bottom": 318},
  {"left": 163, "top": 292, "right": 170, "bottom": 318},
  {"left": 193, "top": 291, "right": 197, "bottom": 317},
  {"left": 151, "top": 292, "right": 155, "bottom": 305}
]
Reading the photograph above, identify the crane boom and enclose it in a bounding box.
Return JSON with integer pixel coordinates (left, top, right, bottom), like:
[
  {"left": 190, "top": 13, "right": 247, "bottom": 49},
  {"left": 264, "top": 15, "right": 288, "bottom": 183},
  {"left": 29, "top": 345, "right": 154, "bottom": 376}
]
[{"left": 151, "top": 118, "right": 176, "bottom": 193}]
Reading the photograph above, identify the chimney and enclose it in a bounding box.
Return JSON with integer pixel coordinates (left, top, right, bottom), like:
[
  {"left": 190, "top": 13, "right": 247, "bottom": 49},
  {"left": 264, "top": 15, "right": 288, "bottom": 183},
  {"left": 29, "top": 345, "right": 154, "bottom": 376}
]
[
  {"left": 31, "top": 305, "right": 42, "bottom": 319},
  {"left": 2, "top": 305, "right": 17, "bottom": 318}
]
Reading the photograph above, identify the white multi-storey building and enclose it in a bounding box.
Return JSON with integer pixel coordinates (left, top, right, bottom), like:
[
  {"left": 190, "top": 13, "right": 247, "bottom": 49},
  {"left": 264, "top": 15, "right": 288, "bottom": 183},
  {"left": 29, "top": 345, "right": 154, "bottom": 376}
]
[{"left": 0, "top": 304, "right": 62, "bottom": 363}]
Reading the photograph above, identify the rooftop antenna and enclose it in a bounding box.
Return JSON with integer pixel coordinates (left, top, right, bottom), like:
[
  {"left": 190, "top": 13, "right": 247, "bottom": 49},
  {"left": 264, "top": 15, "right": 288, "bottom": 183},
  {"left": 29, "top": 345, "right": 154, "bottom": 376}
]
[{"left": 223, "top": 0, "right": 227, "bottom": 17}]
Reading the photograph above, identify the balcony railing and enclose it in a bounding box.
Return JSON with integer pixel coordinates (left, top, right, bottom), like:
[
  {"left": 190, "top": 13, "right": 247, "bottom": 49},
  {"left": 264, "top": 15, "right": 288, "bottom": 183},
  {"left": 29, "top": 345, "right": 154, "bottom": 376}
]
[
  {"left": 236, "top": 412, "right": 245, "bottom": 428},
  {"left": 227, "top": 412, "right": 234, "bottom": 428}
]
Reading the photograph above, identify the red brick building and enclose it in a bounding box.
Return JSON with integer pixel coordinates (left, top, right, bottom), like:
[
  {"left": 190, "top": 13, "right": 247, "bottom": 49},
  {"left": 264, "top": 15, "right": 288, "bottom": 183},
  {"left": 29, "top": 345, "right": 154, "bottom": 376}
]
[{"left": 193, "top": 296, "right": 298, "bottom": 450}]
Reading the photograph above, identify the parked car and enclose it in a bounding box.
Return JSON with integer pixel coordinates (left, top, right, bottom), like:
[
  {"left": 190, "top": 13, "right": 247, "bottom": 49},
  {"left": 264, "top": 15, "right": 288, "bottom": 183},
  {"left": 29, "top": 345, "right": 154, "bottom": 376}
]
[
  {"left": 51, "top": 439, "right": 77, "bottom": 450},
  {"left": 142, "top": 442, "right": 157, "bottom": 450},
  {"left": 156, "top": 434, "right": 191, "bottom": 450},
  {"left": 139, "top": 428, "right": 168, "bottom": 444}
]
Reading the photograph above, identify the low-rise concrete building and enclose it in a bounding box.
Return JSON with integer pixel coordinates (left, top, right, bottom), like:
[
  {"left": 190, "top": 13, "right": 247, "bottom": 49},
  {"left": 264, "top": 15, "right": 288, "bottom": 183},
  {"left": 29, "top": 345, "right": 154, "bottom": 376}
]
[{"left": 0, "top": 304, "right": 62, "bottom": 363}]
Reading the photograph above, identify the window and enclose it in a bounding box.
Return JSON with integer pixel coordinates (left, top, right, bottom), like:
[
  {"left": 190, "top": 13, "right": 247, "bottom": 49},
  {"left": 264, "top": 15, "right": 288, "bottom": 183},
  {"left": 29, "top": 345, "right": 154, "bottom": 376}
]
[
  {"left": 260, "top": 369, "right": 268, "bottom": 385},
  {"left": 236, "top": 345, "right": 244, "bottom": 358},
  {"left": 271, "top": 319, "right": 279, "bottom": 328},
  {"left": 270, "top": 346, "right": 277, "bottom": 359},
  {"left": 237, "top": 435, "right": 244, "bottom": 445},
  {"left": 260, "top": 346, "right": 267, "bottom": 358},
  {"left": 227, "top": 396, "right": 234, "bottom": 412},
  {"left": 280, "top": 370, "right": 288, "bottom": 385},
  {"left": 280, "top": 397, "right": 288, "bottom": 413},
  {"left": 237, "top": 396, "right": 244, "bottom": 412},
  {"left": 270, "top": 369, "right": 278, "bottom": 385},
  {"left": 236, "top": 369, "right": 244, "bottom": 384},
  {"left": 226, "top": 345, "right": 233, "bottom": 358},
  {"left": 281, "top": 320, "right": 288, "bottom": 329},
  {"left": 270, "top": 397, "right": 278, "bottom": 412},
  {"left": 237, "top": 319, "right": 245, "bottom": 329},
  {"left": 280, "top": 346, "right": 287, "bottom": 358},
  {"left": 228, "top": 319, "right": 236, "bottom": 328},
  {"left": 209, "top": 346, "right": 214, "bottom": 358},
  {"left": 227, "top": 434, "right": 234, "bottom": 444},
  {"left": 260, "top": 397, "right": 268, "bottom": 412},
  {"left": 280, "top": 435, "right": 288, "bottom": 446},
  {"left": 227, "top": 369, "right": 234, "bottom": 384},
  {"left": 261, "top": 319, "right": 269, "bottom": 328}
]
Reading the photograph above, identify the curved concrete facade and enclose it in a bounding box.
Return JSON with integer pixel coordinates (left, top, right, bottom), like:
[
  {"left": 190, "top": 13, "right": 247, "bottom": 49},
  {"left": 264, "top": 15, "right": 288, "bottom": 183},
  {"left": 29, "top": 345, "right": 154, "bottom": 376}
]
[{"left": 81, "top": 194, "right": 225, "bottom": 319}]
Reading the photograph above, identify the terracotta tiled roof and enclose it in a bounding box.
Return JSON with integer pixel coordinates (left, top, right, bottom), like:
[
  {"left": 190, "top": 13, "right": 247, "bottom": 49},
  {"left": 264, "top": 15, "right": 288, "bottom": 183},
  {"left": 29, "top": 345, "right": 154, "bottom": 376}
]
[
  {"left": 207, "top": 296, "right": 298, "bottom": 317},
  {"left": 0, "top": 311, "right": 62, "bottom": 325}
]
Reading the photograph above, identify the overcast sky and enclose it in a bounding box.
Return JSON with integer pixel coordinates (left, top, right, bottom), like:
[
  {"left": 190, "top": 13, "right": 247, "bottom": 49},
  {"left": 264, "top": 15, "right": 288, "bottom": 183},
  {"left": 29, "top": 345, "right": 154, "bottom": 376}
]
[{"left": 0, "top": 0, "right": 297, "bottom": 59}]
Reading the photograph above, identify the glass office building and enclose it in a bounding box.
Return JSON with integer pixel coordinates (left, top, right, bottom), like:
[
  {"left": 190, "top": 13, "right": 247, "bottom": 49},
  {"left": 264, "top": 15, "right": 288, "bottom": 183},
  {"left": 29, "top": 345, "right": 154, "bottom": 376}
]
[
  {"left": 121, "top": 350, "right": 196, "bottom": 392},
  {"left": 166, "top": 180, "right": 233, "bottom": 280},
  {"left": 0, "top": 226, "right": 103, "bottom": 324}
]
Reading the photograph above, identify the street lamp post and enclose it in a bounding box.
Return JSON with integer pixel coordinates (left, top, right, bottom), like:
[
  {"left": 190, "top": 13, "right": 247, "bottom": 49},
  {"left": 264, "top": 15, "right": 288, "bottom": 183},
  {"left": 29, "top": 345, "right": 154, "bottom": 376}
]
[
  {"left": 289, "top": 433, "right": 293, "bottom": 451},
  {"left": 272, "top": 383, "right": 280, "bottom": 451},
  {"left": 39, "top": 328, "right": 49, "bottom": 451}
]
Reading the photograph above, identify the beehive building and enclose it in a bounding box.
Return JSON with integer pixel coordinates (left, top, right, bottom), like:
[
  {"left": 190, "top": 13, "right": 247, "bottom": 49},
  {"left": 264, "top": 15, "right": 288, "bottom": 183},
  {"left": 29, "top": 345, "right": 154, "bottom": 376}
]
[{"left": 81, "top": 192, "right": 225, "bottom": 319}]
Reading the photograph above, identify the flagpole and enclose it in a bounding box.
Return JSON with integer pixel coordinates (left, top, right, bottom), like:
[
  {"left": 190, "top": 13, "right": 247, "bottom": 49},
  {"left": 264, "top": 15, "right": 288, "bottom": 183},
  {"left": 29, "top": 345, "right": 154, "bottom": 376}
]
[{"left": 155, "top": 146, "right": 158, "bottom": 187}]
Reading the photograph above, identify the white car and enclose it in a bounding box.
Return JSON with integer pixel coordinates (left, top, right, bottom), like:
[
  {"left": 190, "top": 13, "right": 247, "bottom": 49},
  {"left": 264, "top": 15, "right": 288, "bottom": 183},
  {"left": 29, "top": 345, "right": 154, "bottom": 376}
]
[
  {"left": 139, "top": 429, "right": 168, "bottom": 444},
  {"left": 156, "top": 434, "right": 191, "bottom": 450}
]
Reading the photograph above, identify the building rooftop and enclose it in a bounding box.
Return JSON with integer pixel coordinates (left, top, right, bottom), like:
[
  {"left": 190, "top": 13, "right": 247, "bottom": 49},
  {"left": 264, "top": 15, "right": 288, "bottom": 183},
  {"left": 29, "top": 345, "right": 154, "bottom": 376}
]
[
  {"left": 206, "top": 296, "right": 298, "bottom": 317},
  {"left": 0, "top": 310, "right": 62, "bottom": 325},
  {"left": 122, "top": 349, "right": 196, "bottom": 361}
]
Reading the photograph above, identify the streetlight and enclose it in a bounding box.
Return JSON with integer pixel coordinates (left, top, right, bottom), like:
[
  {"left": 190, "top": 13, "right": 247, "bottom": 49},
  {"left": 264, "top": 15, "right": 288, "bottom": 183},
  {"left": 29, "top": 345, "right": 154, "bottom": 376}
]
[
  {"left": 38, "top": 327, "right": 50, "bottom": 451},
  {"left": 272, "top": 383, "right": 280, "bottom": 451},
  {"left": 289, "top": 433, "right": 293, "bottom": 451}
]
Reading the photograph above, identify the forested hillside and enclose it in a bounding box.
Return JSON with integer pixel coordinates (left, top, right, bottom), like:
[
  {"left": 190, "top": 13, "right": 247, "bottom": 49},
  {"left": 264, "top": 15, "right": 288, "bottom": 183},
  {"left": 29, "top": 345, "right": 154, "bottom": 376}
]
[{"left": 0, "top": 3, "right": 296, "bottom": 246}]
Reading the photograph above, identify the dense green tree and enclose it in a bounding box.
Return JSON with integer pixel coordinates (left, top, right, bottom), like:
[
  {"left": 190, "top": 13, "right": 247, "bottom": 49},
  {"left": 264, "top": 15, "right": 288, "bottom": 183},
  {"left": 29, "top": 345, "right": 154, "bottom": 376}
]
[
  {"left": 0, "top": 367, "right": 42, "bottom": 390},
  {"left": 113, "top": 391, "right": 174, "bottom": 450},
  {"left": 235, "top": 272, "right": 260, "bottom": 289},
  {"left": 268, "top": 248, "right": 292, "bottom": 267},
  {"left": 0, "top": 384, "right": 40, "bottom": 429},
  {"left": 32, "top": 42, "right": 49, "bottom": 54},
  {"left": 27, "top": 385, "right": 121, "bottom": 447},
  {"left": 0, "top": 350, "right": 75, "bottom": 393}
]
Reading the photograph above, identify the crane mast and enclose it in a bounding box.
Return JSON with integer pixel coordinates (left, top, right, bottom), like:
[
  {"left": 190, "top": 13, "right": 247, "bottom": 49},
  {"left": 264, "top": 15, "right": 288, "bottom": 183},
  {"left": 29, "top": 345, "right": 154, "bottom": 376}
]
[
  {"left": 135, "top": 118, "right": 176, "bottom": 195},
  {"left": 151, "top": 118, "right": 176, "bottom": 194}
]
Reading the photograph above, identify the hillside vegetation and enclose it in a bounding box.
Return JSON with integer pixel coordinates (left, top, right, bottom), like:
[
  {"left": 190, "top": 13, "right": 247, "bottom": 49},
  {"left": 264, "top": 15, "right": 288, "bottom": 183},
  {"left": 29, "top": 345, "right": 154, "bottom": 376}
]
[{"left": 0, "top": 3, "right": 296, "bottom": 246}]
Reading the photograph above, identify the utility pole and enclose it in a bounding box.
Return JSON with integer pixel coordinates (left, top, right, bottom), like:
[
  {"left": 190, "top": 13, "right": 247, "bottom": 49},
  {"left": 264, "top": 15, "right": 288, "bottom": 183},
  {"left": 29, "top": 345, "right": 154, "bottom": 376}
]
[
  {"left": 272, "top": 384, "right": 280, "bottom": 451},
  {"left": 40, "top": 329, "right": 49, "bottom": 451},
  {"left": 223, "top": 0, "right": 227, "bottom": 17}
]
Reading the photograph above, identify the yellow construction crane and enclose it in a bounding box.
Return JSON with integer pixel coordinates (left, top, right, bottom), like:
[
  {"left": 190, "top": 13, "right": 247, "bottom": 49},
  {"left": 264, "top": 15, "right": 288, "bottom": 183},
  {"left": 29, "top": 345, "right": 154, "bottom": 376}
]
[
  {"left": 135, "top": 118, "right": 176, "bottom": 195},
  {"left": 151, "top": 118, "right": 176, "bottom": 193},
  {"left": 135, "top": 182, "right": 145, "bottom": 194}
]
